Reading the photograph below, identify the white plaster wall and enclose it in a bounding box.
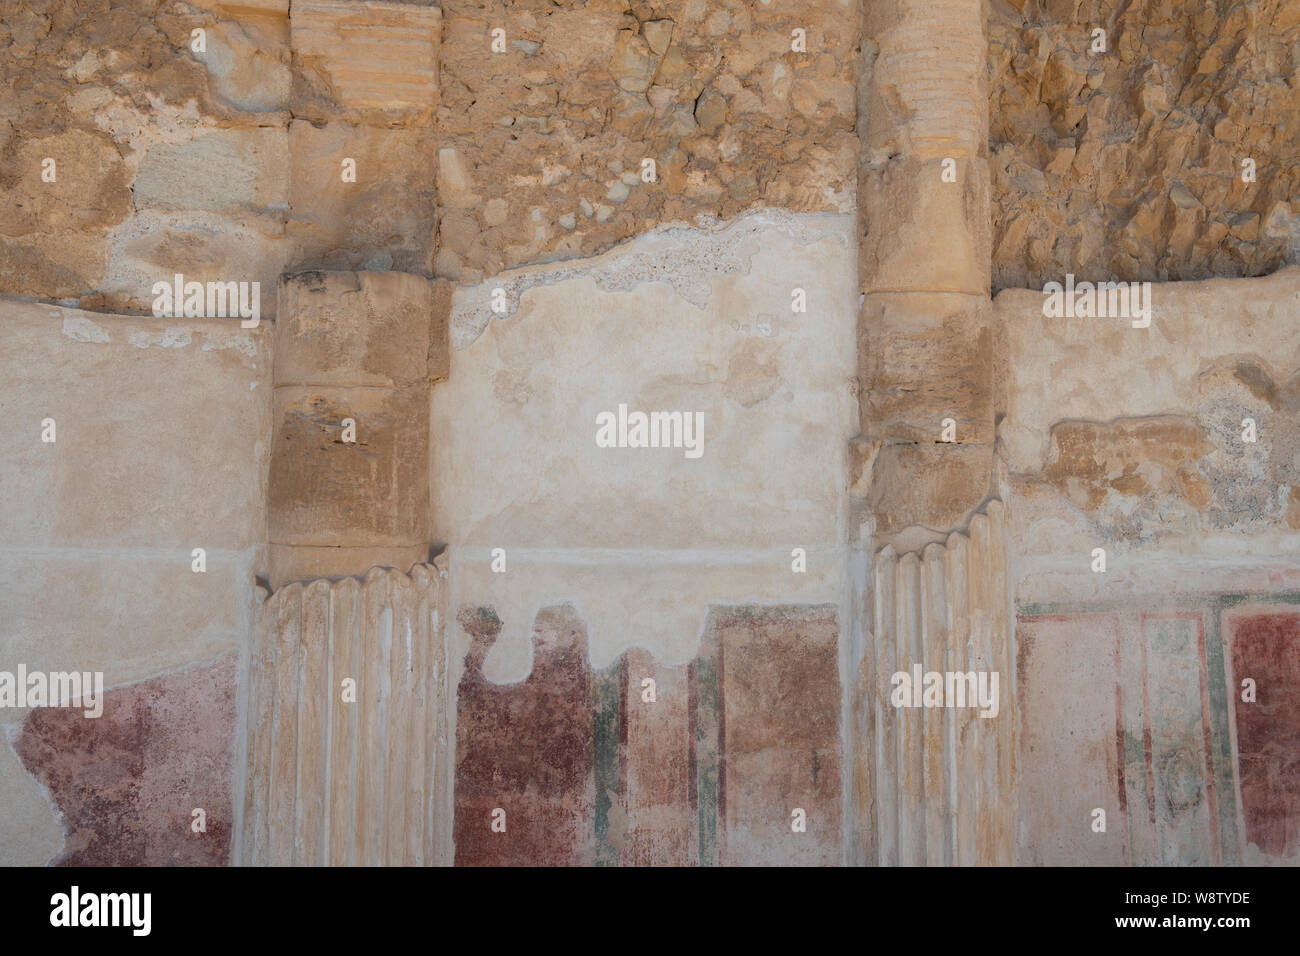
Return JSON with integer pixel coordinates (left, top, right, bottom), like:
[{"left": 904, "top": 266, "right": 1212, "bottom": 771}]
[{"left": 431, "top": 210, "right": 859, "bottom": 683}]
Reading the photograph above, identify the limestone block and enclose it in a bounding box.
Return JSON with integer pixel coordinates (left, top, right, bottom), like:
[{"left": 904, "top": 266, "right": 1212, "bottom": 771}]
[
  {"left": 286, "top": 120, "right": 437, "bottom": 275},
  {"left": 269, "top": 270, "right": 433, "bottom": 587},
  {"left": 203, "top": 17, "right": 292, "bottom": 112},
  {"left": 0, "top": 234, "right": 109, "bottom": 300},
  {"left": 865, "top": 443, "right": 995, "bottom": 535},
  {"left": 267, "top": 384, "right": 429, "bottom": 549},
  {"left": 862, "top": 0, "right": 988, "bottom": 161},
  {"left": 274, "top": 271, "right": 433, "bottom": 388},
  {"left": 0, "top": 130, "right": 133, "bottom": 297},
  {"left": 859, "top": 292, "right": 995, "bottom": 444},
  {"left": 133, "top": 128, "right": 289, "bottom": 215},
  {"left": 860, "top": 156, "right": 991, "bottom": 296},
  {"left": 109, "top": 213, "right": 289, "bottom": 319},
  {"left": 4, "top": 130, "right": 133, "bottom": 236},
  {"left": 290, "top": 0, "right": 440, "bottom": 125}
]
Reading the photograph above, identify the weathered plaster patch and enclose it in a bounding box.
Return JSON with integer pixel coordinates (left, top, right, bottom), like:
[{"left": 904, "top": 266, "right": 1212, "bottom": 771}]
[
  {"left": 200, "top": 331, "right": 259, "bottom": 358},
  {"left": 13, "top": 654, "right": 237, "bottom": 866},
  {"left": 128, "top": 326, "right": 192, "bottom": 349},
  {"left": 449, "top": 209, "right": 854, "bottom": 348},
  {"left": 60, "top": 315, "right": 111, "bottom": 343},
  {"left": 0, "top": 723, "right": 65, "bottom": 866},
  {"left": 999, "top": 267, "right": 1300, "bottom": 475}
]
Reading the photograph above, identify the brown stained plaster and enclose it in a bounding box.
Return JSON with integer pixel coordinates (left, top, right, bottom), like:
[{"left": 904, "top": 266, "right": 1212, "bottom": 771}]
[{"left": 1043, "top": 416, "right": 1214, "bottom": 512}]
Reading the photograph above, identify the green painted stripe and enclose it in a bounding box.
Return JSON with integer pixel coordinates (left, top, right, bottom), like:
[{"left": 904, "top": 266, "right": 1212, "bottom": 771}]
[
  {"left": 694, "top": 629, "right": 721, "bottom": 867},
  {"left": 1123, "top": 728, "right": 1148, "bottom": 865},
  {"left": 592, "top": 660, "right": 622, "bottom": 867},
  {"left": 1207, "top": 598, "right": 1240, "bottom": 863}
]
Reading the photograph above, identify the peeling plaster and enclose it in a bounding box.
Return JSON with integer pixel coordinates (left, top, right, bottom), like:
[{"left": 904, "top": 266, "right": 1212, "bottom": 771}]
[
  {"left": 60, "top": 315, "right": 111, "bottom": 343},
  {"left": 450, "top": 209, "right": 855, "bottom": 349}
]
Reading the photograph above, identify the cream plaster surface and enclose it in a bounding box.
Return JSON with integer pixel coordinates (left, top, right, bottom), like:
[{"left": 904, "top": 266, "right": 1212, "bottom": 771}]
[
  {"left": 432, "top": 211, "right": 859, "bottom": 683},
  {"left": 998, "top": 267, "right": 1300, "bottom": 475},
  {"left": 998, "top": 269, "right": 1300, "bottom": 601}
]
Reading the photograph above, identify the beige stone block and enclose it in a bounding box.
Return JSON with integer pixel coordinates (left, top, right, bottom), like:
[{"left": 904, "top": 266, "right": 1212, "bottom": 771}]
[
  {"left": 0, "top": 303, "right": 270, "bottom": 550},
  {"left": 860, "top": 156, "right": 990, "bottom": 295},
  {"left": 268, "top": 384, "right": 429, "bottom": 549},
  {"left": 865, "top": 442, "right": 995, "bottom": 535},
  {"left": 0, "top": 130, "right": 132, "bottom": 297},
  {"left": 291, "top": 0, "right": 440, "bottom": 124},
  {"left": 204, "top": 17, "right": 291, "bottom": 112},
  {"left": 862, "top": 0, "right": 988, "bottom": 161},
  {"left": 0, "top": 233, "right": 109, "bottom": 300},
  {"left": 275, "top": 271, "right": 433, "bottom": 388},
  {"left": 3, "top": 130, "right": 133, "bottom": 237},
  {"left": 268, "top": 544, "right": 426, "bottom": 592},
  {"left": 286, "top": 121, "right": 437, "bottom": 275},
  {"left": 859, "top": 292, "right": 994, "bottom": 444},
  {"left": 109, "top": 213, "right": 289, "bottom": 319},
  {"left": 133, "top": 128, "right": 289, "bottom": 215}
]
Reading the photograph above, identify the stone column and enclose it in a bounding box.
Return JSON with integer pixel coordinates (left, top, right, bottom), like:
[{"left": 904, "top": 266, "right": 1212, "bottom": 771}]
[
  {"left": 852, "top": 0, "right": 1015, "bottom": 866},
  {"left": 854, "top": 0, "right": 995, "bottom": 537},
  {"left": 268, "top": 270, "right": 435, "bottom": 589},
  {"left": 240, "top": 562, "right": 451, "bottom": 866}
]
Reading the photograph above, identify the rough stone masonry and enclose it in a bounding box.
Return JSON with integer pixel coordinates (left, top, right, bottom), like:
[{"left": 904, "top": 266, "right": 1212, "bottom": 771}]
[{"left": 0, "top": 0, "right": 1297, "bottom": 868}]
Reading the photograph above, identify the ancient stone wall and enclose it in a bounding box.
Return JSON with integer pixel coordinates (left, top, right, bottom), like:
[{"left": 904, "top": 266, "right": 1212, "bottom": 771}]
[
  {"left": 435, "top": 0, "right": 858, "bottom": 281},
  {"left": 988, "top": 0, "right": 1300, "bottom": 291},
  {"left": 2, "top": 0, "right": 1298, "bottom": 869}
]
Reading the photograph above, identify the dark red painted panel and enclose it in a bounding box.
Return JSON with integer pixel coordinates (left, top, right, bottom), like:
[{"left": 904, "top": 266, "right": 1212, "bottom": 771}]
[{"left": 1230, "top": 612, "right": 1300, "bottom": 858}]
